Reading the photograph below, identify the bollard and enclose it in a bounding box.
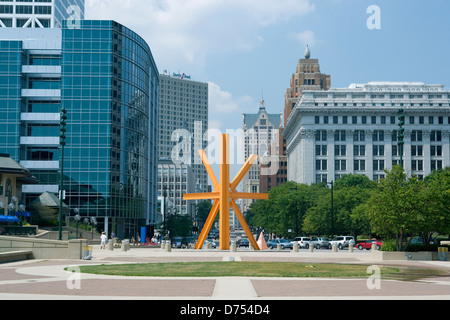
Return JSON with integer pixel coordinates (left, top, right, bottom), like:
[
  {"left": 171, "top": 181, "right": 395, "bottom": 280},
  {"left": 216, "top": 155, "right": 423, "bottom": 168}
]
[
  {"left": 108, "top": 239, "right": 113, "bottom": 251},
  {"left": 206, "top": 242, "right": 212, "bottom": 250},
  {"left": 165, "top": 240, "right": 171, "bottom": 252},
  {"left": 161, "top": 240, "right": 165, "bottom": 250},
  {"left": 121, "top": 240, "right": 127, "bottom": 252},
  {"left": 277, "top": 243, "right": 282, "bottom": 251},
  {"left": 230, "top": 241, "right": 236, "bottom": 252},
  {"left": 371, "top": 242, "right": 377, "bottom": 251},
  {"left": 349, "top": 243, "right": 354, "bottom": 253},
  {"left": 309, "top": 244, "right": 314, "bottom": 252},
  {"left": 126, "top": 240, "right": 130, "bottom": 251},
  {"left": 293, "top": 242, "right": 299, "bottom": 253},
  {"left": 249, "top": 243, "right": 253, "bottom": 251},
  {"left": 438, "top": 247, "right": 448, "bottom": 261},
  {"left": 332, "top": 244, "right": 338, "bottom": 252}
]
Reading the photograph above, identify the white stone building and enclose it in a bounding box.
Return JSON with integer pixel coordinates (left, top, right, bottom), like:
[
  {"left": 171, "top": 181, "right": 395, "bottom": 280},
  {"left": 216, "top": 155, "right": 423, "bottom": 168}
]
[{"left": 283, "top": 82, "right": 450, "bottom": 184}]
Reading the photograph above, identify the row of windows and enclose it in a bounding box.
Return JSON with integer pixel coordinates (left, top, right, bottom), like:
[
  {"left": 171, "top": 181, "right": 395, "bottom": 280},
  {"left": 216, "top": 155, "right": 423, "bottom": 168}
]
[
  {"left": 315, "top": 130, "right": 445, "bottom": 142},
  {"left": 315, "top": 159, "right": 444, "bottom": 173},
  {"left": 0, "top": 5, "right": 50, "bottom": 14},
  {"left": 315, "top": 115, "right": 450, "bottom": 125},
  {"left": 315, "top": 144, "right": 444, "bottom": 157}
]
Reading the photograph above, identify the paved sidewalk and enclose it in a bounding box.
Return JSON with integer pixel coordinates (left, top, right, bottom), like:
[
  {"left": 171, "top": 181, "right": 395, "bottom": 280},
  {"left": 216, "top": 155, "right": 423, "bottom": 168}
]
[{"left": 0, "top": 246, "right": 449, "bottom": 300}]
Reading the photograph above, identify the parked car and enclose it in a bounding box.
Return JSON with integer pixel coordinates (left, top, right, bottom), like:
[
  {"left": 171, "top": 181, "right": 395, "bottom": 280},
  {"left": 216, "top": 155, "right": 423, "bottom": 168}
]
[
  {"left": 171, "top": 237, "right": 189, "bottom": 248},
  {"left": 310, "top": 237, "right": 330, "bottom": 249},
  {"left": 236, "top": 238, "right": 250, "bottom": 248},
  {"left": 330, "top": 236, "right": 355, "bottom": 249},
  {"left": 267, "top": 239, "right": 293, "bottom": 250},
  {"left": 356, "top": 239, "right": 384, "bottom": 250},
  {"left": 203, "top": 239, "right": 216, "bottom": 248},
  {"left": 290, "top": 237, "right": 311, "bottom": 248}
]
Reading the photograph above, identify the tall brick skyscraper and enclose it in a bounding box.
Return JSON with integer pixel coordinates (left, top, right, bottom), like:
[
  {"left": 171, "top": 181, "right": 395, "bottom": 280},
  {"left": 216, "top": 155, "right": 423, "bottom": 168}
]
[{"left": 284, "top": 45, "right": 331, "bottom": 127}]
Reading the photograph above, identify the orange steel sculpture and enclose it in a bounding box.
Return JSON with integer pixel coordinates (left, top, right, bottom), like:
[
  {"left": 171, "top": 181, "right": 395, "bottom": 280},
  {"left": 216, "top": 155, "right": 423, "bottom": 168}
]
[{"left": 183, "top": 134, "right": 269, "bottom": 250}]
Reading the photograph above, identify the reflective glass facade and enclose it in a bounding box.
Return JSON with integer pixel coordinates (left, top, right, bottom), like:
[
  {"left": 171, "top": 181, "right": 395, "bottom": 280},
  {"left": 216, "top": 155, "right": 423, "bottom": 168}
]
[
  {"left": 0, "top": 21, "right": 159, "bottom": 238},
  {"left": 61, "top": 20, "right": 159, "bottom": 235},
  {"left": 0, "top": 41, "right": 22, "bottom": 160}
]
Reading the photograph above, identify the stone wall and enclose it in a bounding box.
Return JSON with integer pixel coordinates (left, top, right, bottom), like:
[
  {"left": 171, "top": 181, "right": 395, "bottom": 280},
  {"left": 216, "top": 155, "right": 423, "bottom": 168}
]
[{"left": 0, "top": 236, "right": 88, "bottom": 259}]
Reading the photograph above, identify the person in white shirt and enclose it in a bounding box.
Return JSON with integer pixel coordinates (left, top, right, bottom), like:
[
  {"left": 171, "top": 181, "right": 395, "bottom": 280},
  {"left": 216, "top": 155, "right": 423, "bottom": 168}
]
[{"left": 100, "top": 232, "right": 107, "bottom": 249}]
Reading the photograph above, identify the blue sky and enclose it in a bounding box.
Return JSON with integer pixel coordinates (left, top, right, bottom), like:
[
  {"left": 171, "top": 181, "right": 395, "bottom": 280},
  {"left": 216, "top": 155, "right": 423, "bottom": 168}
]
[{"left": 87, "top": 0, "right": 449, "bottom": 134}]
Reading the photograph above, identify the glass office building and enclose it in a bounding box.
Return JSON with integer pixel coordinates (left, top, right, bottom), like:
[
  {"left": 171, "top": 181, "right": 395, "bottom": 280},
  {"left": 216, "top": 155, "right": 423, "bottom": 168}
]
[{"left": 0, "top": 20, "right": 159, "bottom": 238}]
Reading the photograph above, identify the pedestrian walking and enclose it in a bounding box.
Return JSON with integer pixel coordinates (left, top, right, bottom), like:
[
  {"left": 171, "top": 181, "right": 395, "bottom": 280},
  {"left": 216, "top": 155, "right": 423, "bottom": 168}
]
[{"left": 100, "top": 232, "right": 107, "bottom": 249}]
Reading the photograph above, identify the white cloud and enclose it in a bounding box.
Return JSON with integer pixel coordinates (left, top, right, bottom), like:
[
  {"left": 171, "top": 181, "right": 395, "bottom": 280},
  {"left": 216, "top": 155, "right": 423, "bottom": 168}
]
[
  {"left": 86, "top": 0, "right": 315, "bottom": 72},
  {"left": 208, "top": 82, "right": 253, "bottom": 114},
  {"left": 289, "top": 30, "right": 318, "bottom": 47}
]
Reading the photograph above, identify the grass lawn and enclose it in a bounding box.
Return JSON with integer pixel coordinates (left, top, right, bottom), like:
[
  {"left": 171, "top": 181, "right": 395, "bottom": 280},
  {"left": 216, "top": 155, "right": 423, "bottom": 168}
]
[{"left": 75, "top": 262, "right": 402, "bottom": 278}]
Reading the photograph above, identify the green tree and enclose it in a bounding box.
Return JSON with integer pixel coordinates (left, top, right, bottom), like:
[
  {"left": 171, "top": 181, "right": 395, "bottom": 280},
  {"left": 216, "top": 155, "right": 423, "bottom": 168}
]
[
  {"left": 303, "top": 174, "right": 375, "bottom": 238},
  {"left": 367, "top": 166, "right": 422, "bottom": 251}
]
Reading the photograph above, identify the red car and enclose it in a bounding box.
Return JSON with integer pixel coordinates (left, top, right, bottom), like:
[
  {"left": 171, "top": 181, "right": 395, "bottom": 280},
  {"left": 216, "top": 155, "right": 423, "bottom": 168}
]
[{"left": 356, "top": 239, "right": 383, "bottom": 250}]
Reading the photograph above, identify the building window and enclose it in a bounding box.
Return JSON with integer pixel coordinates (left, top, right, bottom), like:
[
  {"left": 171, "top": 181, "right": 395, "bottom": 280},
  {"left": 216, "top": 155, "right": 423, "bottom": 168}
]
[
  {"left": 373, "top": 160, "right": 385, "bottom": 171},
  {"left": 354, "top": 145, "right": 365, "bottom": 156},
  {"left": 354, "top": 160, "right": 365, "bottom": 171},
  {"left": 316, "top": 159, "right": 327, "bottom": 171},
  {"left": 333, "top": 116, "right": 338, "bottom": 124},
  {"left": 411, "top": 130, "right": 423, "bottom": 142},
  {"left": 335, "top": 159, "right": 346, "bottom": 171},
  {"left": 411, "top": 145, "right": 423, "bottom": 156},
  {"left": 390, "top": 116, "right": 396, "bottom": 124},
  {"left": 315, "top": 130, "right": 327, "bottom": 141},
  {"left": 431, "top": 145, "right": 442, "bottom": 156},
  {"left": 373, "top": 130, "right": 384, "bottom": 142},
  {"left": 353, "top": 130, "right": 365, "bottom": 142},
  {"left": 334, "top": 130, "right": 346, "bottom": 142},
  {"left": 431, "top": 160, "right": 443, "bottom": 171},
  {"left": 316, "top": 174, "right": 327, "bottom": 184},
  {"left": 334, "top": 145, "right": 346, "bottom": 156},
  {"left": 373, "top": 145, "right": 385, "bottom": 156},
  {"left": 315, "top": 116, "right": 320, "bottom": 124},
  {"left": 315, "top": 145, "right": 327, "bottom": 156},
  {"left": 411, "top": 160, "right": 424, "bottom": 171},
  {"left": 431, "top": 130, "right": 442, "bottom": 142}
]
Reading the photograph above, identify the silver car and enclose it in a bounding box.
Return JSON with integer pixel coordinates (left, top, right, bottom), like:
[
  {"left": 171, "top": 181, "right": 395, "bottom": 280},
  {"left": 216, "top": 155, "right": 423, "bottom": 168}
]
[
  {"left": 310, "top": 237, "right": 330, "bottom": 249},
  {"left": 290, "top": 237, "right": 311, "bottom": 248}
]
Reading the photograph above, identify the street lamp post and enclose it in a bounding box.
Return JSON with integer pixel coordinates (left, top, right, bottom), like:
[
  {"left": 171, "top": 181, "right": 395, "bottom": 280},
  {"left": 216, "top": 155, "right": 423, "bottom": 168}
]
[
  {"left": 74, "top": 208, "right": 80, "bottom": 239},
  {"left": 327, "top": 181, "right": 334, "bottom": 239},
  {"left": 59, "top": 107, "right": 67, "bottom": 241}
]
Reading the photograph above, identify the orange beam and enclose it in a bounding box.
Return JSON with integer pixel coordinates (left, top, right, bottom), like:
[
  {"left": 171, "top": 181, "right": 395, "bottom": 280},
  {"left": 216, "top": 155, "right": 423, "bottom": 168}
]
[
  {"left": 183, "top": 192, "right": 220, "bottom": 201},
  {"left": 230, "top": 154, "right": 258, "bottom": 190},
  {"left": 194, "top": 200, "right": 220, "bottom": 249},
  {"left": 219, "top": 134, "right": 230, "bottom": 250},
  {"left": 230, "top": 192, "right": 269, "bottom": 200},
  {"left": 231, "top": 200, "right": 260, "bottom": 250},
  {"left": 198, "top": 150, "right": 220, "bottom": 192}
]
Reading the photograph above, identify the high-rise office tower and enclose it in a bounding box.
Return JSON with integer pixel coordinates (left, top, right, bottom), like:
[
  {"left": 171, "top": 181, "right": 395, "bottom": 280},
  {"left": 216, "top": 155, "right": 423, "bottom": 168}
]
[
  {"left": 158, "top": 73, "right": 209, "bottom": 193},
  {"left": 284, "top": 45, "right": 331, "bottom": 127},
  {"left": 0, "top": 20, "right": 159, "bottom": 238},
  {"left": 242, "top": 99, "right": 283, "bottom": 213},
  {"left": 0, "top": 0, "right": 85, "bottom": 28}
]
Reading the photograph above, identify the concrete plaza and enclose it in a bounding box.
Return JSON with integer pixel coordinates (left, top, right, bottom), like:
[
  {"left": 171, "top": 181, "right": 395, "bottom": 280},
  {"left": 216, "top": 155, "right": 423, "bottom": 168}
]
[{"left": 0, "top": 246, "right": 449, "bottom": 300}]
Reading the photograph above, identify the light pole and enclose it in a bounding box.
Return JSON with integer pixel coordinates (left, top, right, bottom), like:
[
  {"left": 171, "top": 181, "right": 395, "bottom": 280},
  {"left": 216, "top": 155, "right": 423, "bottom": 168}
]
[
  {"left": 59, "top": 107, "right": 67, "bottom": 240},
  {"left": 327, "top": 181, "right": 334, "bottom": 239},
  {"left": 74, "top": 208, "right": 80, "bottom": 239},
  {"left": 397, "top": 109, "right": 405, "bottom": 168}
]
